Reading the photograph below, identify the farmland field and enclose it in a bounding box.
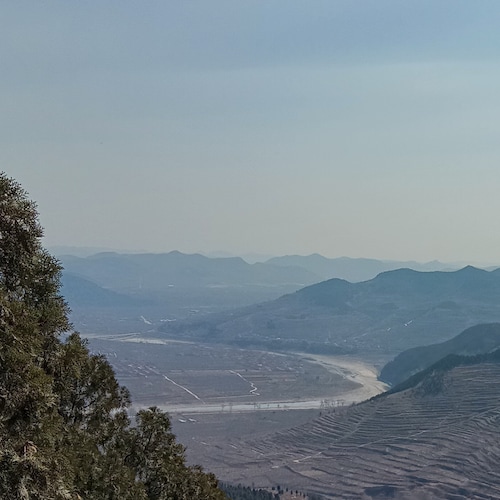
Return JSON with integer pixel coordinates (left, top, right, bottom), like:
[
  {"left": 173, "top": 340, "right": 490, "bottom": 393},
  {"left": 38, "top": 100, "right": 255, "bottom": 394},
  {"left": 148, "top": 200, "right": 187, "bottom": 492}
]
[
  {"left": 85, "top": 333, "right": 388, "bottom": 475},
  {"left": 85, "top": 335, "right": 378, "bottom": 408}
]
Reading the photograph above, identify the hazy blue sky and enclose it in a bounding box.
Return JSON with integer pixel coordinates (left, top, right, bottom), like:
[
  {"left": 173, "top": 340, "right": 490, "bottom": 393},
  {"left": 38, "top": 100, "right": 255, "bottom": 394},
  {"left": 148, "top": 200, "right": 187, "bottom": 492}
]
[{"left": 3, "top": 1, "right": 500, "bottom": 263}]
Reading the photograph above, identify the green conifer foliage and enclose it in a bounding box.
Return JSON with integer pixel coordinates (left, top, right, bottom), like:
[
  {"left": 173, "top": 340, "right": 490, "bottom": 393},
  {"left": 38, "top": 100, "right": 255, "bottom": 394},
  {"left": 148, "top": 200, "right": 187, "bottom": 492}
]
[{"left": 0, "top": 173, "right": 227, "bottom": 499}]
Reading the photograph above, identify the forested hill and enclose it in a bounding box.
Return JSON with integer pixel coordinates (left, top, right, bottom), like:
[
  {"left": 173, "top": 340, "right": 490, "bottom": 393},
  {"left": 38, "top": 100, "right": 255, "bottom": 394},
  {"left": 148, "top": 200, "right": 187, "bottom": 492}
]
[
  {"left": 380, "top": 323, "right": 500, "bottom": 386},
  {"left": 159, "top": 266, "right": 500, "bottom": 356},
  {"left": 382, "top": 346, "right": 500, "bottom": 397}
]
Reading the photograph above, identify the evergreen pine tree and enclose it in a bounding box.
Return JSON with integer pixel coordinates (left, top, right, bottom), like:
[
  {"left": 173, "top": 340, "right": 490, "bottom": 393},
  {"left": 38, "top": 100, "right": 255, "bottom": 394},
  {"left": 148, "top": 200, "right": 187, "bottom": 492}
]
[{"left": 0, "top": 173, "right": 227, "bottom": 499}]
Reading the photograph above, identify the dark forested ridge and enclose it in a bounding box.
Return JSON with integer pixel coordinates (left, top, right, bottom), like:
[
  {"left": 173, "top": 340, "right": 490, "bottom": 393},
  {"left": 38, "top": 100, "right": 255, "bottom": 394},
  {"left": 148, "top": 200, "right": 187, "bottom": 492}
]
[
  {"left": 380, "top": 345, "right": 500, "bottom": 398},
  {"left": 0, "top": 173, "right": 227, "bottom": 499},
  {"left": 380, "top": 322, "right": 500, "bottom": 386}
]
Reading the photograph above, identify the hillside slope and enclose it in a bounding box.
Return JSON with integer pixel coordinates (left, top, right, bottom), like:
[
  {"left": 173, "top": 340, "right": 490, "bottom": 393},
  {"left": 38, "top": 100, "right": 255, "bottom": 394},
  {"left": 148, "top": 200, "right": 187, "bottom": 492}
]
[
  {"left": 213, "top": 352, "right": 500, "bottom": 499},
  {"left": 380, "top": 322, "right": 500, "bottom": 386},
  {"left": 61, "top": 272, "right": 144, "bottom": 307},
  {"left": 160, "top": 266, "right": 500, "bottom": 356}
]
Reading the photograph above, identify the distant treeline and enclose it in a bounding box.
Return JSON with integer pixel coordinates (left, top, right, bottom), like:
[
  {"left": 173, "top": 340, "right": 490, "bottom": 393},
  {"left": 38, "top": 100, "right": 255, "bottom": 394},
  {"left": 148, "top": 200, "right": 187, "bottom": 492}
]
[
  {"left": 220, "top": 483, "right": 326, "bottom": 500},
  {"left": 220, "top": 483, "right": 278, "bottom": 499}
]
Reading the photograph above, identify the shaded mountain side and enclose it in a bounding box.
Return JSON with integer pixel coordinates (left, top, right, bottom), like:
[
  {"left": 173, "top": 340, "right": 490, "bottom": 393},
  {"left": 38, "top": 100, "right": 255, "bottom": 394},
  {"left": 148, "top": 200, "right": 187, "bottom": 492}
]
[
  {"left": 61, "top": 272, "right": 146, "bottom": 307},
  {"left": 211, "top": 356, "right": 500, "bottom": 499},
  {"left": 380, "top": 323, "right": 500, "bottom": 386},
  {"left": 60, "top": 273, "right": 160, "bottom": 334},
  {"left": 266, "top": 254, "right": 455, "bottom": 283},
  {"left": 381, "top": 347, "right": 500, "bottom": 397},
  {"left": 60, "top": 251, "right": 319, "bottom": 293},
  {"left": 59, "top": 251, "right": 320, "bottom": 334},
  {"left": 158, "top": 266, "right": 500, "bottom": 356}
]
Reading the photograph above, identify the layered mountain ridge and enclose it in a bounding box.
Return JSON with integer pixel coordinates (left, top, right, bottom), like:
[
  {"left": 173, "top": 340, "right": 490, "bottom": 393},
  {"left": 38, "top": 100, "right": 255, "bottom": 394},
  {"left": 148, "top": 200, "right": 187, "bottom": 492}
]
[{"left": 160, "top": 266, "right": 500, "bottom": 356}]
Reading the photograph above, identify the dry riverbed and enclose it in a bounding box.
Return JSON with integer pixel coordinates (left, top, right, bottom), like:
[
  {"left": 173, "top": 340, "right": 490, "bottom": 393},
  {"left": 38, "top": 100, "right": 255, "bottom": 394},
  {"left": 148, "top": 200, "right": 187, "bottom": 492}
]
[{"left": 293, "top": 353, "right": 389, "bottom": 405}]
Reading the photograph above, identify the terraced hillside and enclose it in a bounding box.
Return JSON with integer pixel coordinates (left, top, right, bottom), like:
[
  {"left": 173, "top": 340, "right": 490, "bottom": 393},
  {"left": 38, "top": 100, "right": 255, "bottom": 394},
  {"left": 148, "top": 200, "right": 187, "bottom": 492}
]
[{"left": 212, "top": 359, "right": 500, "bottom": 499}]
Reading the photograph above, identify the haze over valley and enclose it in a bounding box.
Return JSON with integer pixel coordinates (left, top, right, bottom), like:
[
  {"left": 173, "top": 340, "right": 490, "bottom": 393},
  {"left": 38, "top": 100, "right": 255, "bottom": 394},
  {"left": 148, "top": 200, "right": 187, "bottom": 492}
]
[
  {"left": 58, "top": 250, "right": 462, "bottom": 334},
  {"left": 57, "top": 247, "right": 500, "bottom": 499},
  {"left": 6, "top": 0, "right": 500, "bottom": 498}
]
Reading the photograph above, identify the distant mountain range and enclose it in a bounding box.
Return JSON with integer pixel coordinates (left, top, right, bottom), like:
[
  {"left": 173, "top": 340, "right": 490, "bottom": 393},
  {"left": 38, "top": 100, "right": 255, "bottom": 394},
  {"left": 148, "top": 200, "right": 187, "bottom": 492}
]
[
  {"left": 59, "top": 251, "right": 460, "bottom": 293},
  {"left": 159, "top": 266, "right": 500, "bottom": 357},
  {"left": 60, "top": 273, "right": 145, "bottom": 307},
  {"left": 265, "top": 253, "right": 455, "bottom": 282},
  {"left": 59, "top": 251, "right": 500, "bottom": 347},
  {"left": 59, "top": 251, "right": 319, "bottom": 332},
  {"left": 60, "top": 251, "right": 317, "bottom": 291},
  {"left": 215, "top": 347, "right": 500, "bottom": 499}
]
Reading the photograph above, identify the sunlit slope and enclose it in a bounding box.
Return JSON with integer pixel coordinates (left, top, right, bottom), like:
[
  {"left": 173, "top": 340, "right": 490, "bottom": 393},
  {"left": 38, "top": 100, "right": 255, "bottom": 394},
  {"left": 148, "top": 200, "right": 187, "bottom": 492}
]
[
  {"left": 216, "top": 352, "right": 500, "bottom": 499},
  {"left": 160, "top": 266, "right": 500, "bottom": 356}
]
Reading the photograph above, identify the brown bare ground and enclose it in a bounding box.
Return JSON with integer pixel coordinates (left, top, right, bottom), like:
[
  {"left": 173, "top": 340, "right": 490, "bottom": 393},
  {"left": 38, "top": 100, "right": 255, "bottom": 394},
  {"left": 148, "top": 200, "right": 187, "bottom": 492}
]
[{"left": 204, "top": 363, "right": 500, "bottom": 499}]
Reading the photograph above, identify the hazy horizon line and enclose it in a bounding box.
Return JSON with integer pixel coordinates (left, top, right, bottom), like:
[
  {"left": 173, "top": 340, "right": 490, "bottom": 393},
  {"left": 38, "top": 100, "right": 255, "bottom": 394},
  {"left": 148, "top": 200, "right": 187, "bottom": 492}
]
[{"left": 46, "top": 244, "right": 500, "bottom": 268}]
